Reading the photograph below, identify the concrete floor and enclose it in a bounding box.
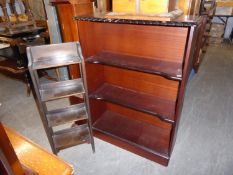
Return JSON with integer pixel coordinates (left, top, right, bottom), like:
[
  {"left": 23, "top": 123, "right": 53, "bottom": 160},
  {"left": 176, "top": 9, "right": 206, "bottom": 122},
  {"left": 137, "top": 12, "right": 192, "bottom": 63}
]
[{"left": 0, "top": 45, "right": 233, "bottom": 175}]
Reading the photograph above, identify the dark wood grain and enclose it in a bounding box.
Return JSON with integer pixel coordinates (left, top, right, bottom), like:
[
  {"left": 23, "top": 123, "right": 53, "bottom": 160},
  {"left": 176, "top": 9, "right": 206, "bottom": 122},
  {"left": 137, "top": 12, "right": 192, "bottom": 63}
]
[
  {"left": 87, "top": 51, "right": 182, "bottom": 80},
  {"left": 94, "top": 129, "right": 169, "bottom": 166},
  {"left": 106, "top": 102, "right": 172, "bottom": 130},
  {"left": 78, "top": 21, "right": 188, "bottom": 63},
  {"left": 169, "top": 25, "right": 200, "bottom": 156},
  {"left": 93, "top": 110, "right": 171, "bottom": 157},
  {"left": 103, "top": 65, "right": 179, "bottom": 101},
  {"left": 54, "top": 2, "right": 92, "bottom": 79},
  {"left": 54, "top": 1, "right": 93, "bottom": 104},
  {"left": 77, "top": 19, "right": 199, "bottom": 165},
  {"left": 89, "top": 83, "right": 176, "bottom": 123}
]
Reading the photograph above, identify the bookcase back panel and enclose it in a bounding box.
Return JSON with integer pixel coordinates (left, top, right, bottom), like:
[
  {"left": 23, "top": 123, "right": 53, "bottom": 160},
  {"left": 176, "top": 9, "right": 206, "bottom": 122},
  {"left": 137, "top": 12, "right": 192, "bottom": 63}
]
[
  {"left": 106, "top": 103, "right": 172, "bottom": 130},
  {"left": 78, "top": 21, "right": 188, "bottom": 63},
  {"left": 85, "top": 63, "right": 105, "bottom": 93},
  {"left": 104, "top": 66, "right": 179, "bottom": 101}
]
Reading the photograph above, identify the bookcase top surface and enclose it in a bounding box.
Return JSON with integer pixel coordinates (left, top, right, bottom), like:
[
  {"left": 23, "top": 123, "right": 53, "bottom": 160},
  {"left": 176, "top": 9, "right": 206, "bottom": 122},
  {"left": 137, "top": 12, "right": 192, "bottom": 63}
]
[{"left": 75, "top": 12, "right": 202, "bottom": 27}]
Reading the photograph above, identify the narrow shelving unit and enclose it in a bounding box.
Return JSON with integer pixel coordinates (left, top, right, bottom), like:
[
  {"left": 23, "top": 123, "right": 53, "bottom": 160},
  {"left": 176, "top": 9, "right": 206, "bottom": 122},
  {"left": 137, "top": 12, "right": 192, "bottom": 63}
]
[{"left": 27, "top": 42, "right": 95, "bottom": 154}]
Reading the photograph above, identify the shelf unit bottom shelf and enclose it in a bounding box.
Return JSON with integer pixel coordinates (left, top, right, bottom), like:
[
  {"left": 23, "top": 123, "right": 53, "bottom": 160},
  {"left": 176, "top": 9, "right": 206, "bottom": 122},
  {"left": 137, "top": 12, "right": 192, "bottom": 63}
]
[
  {"left": 53, "top": 124, "right": 90, "bottom": 151},
  {"left": 92, "top": 110, "right": 170, "bottom": 164}
]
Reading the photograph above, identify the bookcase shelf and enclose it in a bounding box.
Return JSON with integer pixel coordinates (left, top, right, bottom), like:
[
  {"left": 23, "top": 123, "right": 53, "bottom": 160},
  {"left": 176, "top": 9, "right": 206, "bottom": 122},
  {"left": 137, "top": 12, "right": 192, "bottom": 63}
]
[
  {"left": 93, "top": 110, "right": 171, "bottom": 157},
  {"left": 87, "top": 51, "right": 182, "bottom": 81},
  {"left": 89, "top": 83, "right": 175, "bottom": 123}
]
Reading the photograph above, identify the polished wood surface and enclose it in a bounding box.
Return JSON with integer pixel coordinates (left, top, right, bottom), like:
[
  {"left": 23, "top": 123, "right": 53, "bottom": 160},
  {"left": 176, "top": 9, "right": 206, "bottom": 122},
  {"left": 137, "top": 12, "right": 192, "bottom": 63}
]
[
  {"left": 169, "top": 26, "right": 198, "bottom": 155},
  {"left": 78, "top": 21, "right": 188, "bottom": 63},
  {"left": 93, "top": 110, "right": 171, "bottom": 156},
  {"left": 104, "top": 66, "right": 179, "bottom": 101},
  {"left": 90, "top": 100, "right": 171, "bottom": 165},
  {"left": 77, "top": 19, "right": 198, "bottom": 165},
  {"left": 89, "top": 83, "right": 176, "bottom": 122},
  {"left": 4, "top": 124, "right": 74, "bottom": 175},
  {"left": 87, "top": 51, "right": 183, "bottom": 80},
  {"left": 94, "top": 127, "right": 170, "bottom": 165},
  {"left": 0, "top": 123, "right": 25, "bottom": 175}
]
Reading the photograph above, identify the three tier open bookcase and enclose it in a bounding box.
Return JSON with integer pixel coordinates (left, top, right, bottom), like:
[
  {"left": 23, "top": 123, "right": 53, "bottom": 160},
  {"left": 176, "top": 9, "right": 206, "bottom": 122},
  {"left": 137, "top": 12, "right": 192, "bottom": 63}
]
[{"left": 76, "top": 18, "right": 198, "bottom": 166}]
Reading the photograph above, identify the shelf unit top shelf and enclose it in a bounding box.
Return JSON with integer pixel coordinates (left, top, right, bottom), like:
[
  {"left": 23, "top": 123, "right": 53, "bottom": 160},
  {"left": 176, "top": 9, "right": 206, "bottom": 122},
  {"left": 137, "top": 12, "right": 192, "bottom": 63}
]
[
  {"left": 32, "top": 55, "right": 81, "bottom": 70},
  {"left": 89, "top": 83, "right": 176, "bottom": 123},
  {"left": 93, "top": 110, "right": 170, "bottom": 158},
  {"left": 40, "top": 79, "right": 85, "bottom": 102},
  {"left": 46, "top": 103, "right": 87, "bottom": 127},
  {"left": 86, "top": 51, "right": 183, "bottom": 81}
]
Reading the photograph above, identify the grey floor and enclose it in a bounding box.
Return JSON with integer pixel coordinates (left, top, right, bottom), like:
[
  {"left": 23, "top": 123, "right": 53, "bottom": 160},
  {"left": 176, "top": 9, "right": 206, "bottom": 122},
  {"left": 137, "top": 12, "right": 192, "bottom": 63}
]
[{"left": 0, "top": 45, "right": 233, "bottom": 175}]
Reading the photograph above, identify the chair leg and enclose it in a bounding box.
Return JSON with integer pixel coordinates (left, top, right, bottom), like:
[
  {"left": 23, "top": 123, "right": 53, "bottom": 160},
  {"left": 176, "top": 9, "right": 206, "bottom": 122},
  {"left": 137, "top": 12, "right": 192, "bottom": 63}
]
[{"left": 24, "top": 72, "right": 31, "bottom": 96}]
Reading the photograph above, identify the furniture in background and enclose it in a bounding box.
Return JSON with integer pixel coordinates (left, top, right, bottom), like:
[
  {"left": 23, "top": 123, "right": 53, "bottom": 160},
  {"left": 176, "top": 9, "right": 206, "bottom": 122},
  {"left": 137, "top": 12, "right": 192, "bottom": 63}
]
[
  {"left": 0, "top": 0, "right": 36, "bottom": 30},
  {"left": 214, "top": 0, "right": 233, "bottom": 41},
  {"left": 0, "top": 122, "right": 74, "bottom": 175},
  {"left": 0, "top": 55, "right": 30, "bottom": 95},
  {"left": 50, "top": 0, "right": 94, "bottom": 104},
  {"left": 46, "top": 0, "right": 209, "bottom": 166},
  {"left": 27, "top": 42, "right": 94, "bottom": 154},
  {"left": 76, "top": 13, "right": 204, "bottom": 166},
  {"left": 0, "top": 0, "right": 50, "bottom": 95},
  {"left": 0, "top": 27, "right": 49, "bottom": 95},
  {"left": 192, "top": 0, "right": 216, "bottom": 72},
  {"left": 50, "top": 0, "right": 93, "bottom": 79},
  {"left": 112, "top": 0, "right": 177, "bottom": 14}
]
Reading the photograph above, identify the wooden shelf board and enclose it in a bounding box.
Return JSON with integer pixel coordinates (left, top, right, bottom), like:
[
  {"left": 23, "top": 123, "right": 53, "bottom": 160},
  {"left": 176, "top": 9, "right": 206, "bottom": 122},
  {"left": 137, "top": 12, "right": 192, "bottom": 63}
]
[
  {"left": 40, "top": 79, "right": 84, "bottom": 102},
  {"left": 32, "top": 55, "right": 81, "bottom": 70},
  {"left": 93, "top": 110, "right": 170, "bottom": 158},
  {"left": 53, "top": 124, "right": 90, "bottom": 150},
  {"left": 86, "top": 51, "right": 182, "bottom": 81},
  {"left": 89, "top": 83, "right": 175, "bottom": 123},
  {"left": 47, "top": 103, "right": 87, "bottom": 127}
]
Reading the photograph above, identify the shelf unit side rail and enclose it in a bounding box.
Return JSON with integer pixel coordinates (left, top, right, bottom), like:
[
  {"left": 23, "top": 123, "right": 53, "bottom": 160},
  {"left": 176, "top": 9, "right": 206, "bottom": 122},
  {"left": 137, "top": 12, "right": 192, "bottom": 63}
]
[
  {"left": 27, "top": 48, "right": 58, "bottom": 154},
  {"left": 168, "top": 25, "right": 197, "bottom": 157},
  {"left": 78, "top": 43, "right": 95, "bottom": 153}
]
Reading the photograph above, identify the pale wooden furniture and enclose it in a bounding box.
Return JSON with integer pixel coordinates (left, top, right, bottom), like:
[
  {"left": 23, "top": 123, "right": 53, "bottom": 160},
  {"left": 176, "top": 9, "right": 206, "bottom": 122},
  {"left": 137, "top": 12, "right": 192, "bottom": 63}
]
[
  {"left": 112, "top": 0, "right": 177, "bottom": 14},
  {"left": 0, "top": 122, "right": 74, "bottom": 175}
]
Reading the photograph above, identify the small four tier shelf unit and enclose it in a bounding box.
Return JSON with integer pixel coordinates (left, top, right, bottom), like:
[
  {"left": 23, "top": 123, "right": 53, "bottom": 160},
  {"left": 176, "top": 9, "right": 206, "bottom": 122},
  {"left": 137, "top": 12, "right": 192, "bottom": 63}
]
[
  {"left": 27, "top": 42, "right": 95, "bottom": 154},
  {"left": 76, "top": 18, "right": 199, "bottom": 166}
]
